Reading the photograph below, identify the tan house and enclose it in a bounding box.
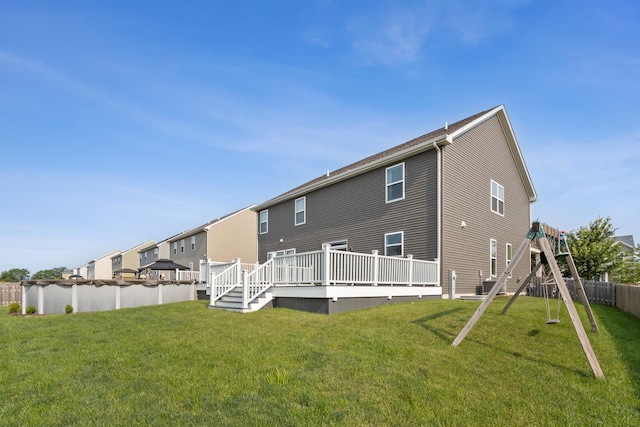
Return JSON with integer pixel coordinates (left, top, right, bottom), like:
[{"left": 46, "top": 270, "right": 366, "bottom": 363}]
[
  {"left": 168, "top": 205, "right": 257, "bottom": 271},
  {"left": 111, "top": 240, "right": 156, "bottom": 278},
  {"left": 138, "top": 239, "right": 172, "bottom": 269},
  {"left": 87, "top": 250, "right": 121, "bottom": 280}
]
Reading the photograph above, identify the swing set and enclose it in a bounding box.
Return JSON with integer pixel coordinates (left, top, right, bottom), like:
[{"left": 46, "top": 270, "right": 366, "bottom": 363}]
[{"left": 452, "top": 222, "right": 604, "bottom": 379}]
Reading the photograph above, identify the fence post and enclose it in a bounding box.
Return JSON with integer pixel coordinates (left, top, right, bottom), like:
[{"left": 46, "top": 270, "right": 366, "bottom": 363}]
[
  {"left": 37, "top": 285, "right": 44, "bottom": 315},
  {"left": 115, "top": 285, "right": 121, "bottom": 310},
  {"left": 372, "top": 250, "right": 379, "bottom": 286},
  {"left": 72, "top": 283, "right": 78, "bottom": 313},
  {"left": 322, "top": 244, "right": 331, "bottom": 286},
  {"left": 21, "top": 284, "right": 27, "bottom": 315},
  {"left": 158, "top": 283, "right": 163, "bottom": 305},
  {"left": 407, "top": 254, "right": 413, "bottom": 286}
]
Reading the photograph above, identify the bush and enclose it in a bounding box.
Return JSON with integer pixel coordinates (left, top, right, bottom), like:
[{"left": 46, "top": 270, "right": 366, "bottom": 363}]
[
  {"left": 8, "top": 302, "right": 20, "bottom": 314},
  {"left": 65, "top": 304, "right": 73, "bottom": 314},
  {"left": 26, "top": 306, "right": 36, "bottom": 315}
]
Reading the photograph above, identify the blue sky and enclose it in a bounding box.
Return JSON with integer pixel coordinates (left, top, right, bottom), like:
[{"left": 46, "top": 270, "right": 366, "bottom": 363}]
[{"left": 1, "top": 0, "right": 638, "bottom": 274}]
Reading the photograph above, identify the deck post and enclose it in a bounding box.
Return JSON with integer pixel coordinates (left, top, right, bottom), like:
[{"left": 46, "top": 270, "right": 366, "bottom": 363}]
[
  {"left": 407, "top": 254, "right": 413, "bottom": 286},
  {"left": 322, "top": 244, "right": 331, "bottom": 286},
  {"left": 372, "top": 250, "right": 379, "bottom": 286}
]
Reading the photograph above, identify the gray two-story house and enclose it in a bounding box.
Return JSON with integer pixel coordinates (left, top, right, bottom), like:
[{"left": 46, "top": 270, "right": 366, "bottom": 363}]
[{"left": 255, "top": 105, "right": 537, "bottom": 296}]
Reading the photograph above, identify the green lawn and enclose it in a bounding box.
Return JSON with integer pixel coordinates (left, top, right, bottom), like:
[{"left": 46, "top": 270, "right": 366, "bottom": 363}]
[{"left": 2, "top": 297, "right": 639, "bottom": 426}]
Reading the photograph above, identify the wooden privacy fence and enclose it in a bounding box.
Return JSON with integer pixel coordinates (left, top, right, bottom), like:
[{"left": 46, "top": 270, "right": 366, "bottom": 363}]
[
  {"left": 615, "top": 284, "right": 640, "bottom": 319},
  {"left": 0, "top": 283, "right": 21, "bottom": 306},
  {"left": 527, "top": 278, "right": 615, "bottom": 306}
]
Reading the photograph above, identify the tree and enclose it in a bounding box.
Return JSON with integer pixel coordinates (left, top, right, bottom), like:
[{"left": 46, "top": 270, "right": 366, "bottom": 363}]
[
  {"left": 31, "top": 267, "right": 67, "bottom": 280},
  {"left": 566, "top": 216, "right": 623, "bottom": 281},
  {"left": 611, "top": 244, "right": 640, "bottom": 284},
  {"left": 0, "top": 268, "right": 31, "bottom": 282}
]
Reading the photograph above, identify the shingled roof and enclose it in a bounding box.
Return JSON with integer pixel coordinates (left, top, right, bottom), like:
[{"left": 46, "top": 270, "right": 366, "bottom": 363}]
[{"left": 256, "top": 105, "right": 536, "bottom": 209}]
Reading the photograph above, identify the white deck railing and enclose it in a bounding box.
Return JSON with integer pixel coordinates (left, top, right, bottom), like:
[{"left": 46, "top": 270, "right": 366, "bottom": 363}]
[
  {"left": 206, "top": 245, "right": 440, "bottom": 309},
  {"left": 176, "top": 270, "right": 201, "bottom": 281}
]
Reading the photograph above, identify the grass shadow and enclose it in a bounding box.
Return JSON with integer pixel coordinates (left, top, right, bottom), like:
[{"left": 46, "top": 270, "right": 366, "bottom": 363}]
[
  {"left": 411, "top": 308, "right": 464, "bottom": 342},
  {"left": 592, "top": 303, "right": 640, "bottom": 395}
]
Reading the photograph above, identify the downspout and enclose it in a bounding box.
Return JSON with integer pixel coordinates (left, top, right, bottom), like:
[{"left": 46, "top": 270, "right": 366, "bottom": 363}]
[{"left": 432, "top": 141, "right": 442, "bottom": 267}]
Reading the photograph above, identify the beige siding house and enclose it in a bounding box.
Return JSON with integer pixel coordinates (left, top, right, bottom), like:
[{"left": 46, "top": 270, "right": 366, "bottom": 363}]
[
  {"left": 168, "top": 206, "right": 257, "bottom": 271},
  {"left": 87, "top": 250, "right": 121, "bottom": 280},
  {"left": 111, "top": 240, "right": 156, "bottom": 278},
  {"left": 138, "top": 240, "right": 172, "bottom": 269}
]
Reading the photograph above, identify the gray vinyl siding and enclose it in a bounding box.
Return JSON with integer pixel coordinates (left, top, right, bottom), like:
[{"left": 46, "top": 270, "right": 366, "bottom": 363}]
[
  {"left": 170, "top": 232, "right": 207, "bottom": 270},
  {"left": 259, "top": 151, "right": 438, "bottom": 262},
  {"left": 441, "top": 115, "right": 531, "bottom": 294}
]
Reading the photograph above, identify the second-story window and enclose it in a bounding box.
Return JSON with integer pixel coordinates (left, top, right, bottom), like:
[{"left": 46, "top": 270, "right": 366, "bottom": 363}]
[
  {"left": 259, "top": 210, "right": 268, "bottom": 234},
  {"left": 180, "top": 239, "right": 185, "bottom": 253},
  {"left": 154, "top": 248, "right": 159, "bottom": 259},
  {"left": 173, "top": 242, "right": 177, "bottom": 255},
  {"left": 191, "top": 236, "right": 196, "bottom": 251},
  {"left": 295, "top": 197, "right": 306, "bottom": 226},
  {"left": 386, "top": 163, "right": 405, "bottom": 203},
  {"left": 491, "top": 180, "right": 505, "bottom": 215}
]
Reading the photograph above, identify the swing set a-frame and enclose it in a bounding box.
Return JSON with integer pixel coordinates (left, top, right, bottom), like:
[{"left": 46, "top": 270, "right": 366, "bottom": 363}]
[{"left": 451, "top": 222, "right": 604, "bottom": 379}]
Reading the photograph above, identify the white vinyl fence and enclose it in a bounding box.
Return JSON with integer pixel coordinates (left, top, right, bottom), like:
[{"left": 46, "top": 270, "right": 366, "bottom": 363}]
[{"left": 21, "top": 280, "right": 197, "bottom": 315}]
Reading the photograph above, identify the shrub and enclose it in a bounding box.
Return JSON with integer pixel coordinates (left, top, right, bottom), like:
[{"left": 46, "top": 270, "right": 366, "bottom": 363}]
[
  {"left": 8, "top": 302, "right": 20, "bottom": 314},
  {"left": 26, "top": 306, "right": 36, "bottom": 315},
  {"left": 65, "top": 304, "right": 73, "bottom": 314}
]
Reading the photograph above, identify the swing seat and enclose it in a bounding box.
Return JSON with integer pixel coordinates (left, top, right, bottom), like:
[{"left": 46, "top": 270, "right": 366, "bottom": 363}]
[{"left": 546, "top": 319, "right": 560, "bottom": 324}]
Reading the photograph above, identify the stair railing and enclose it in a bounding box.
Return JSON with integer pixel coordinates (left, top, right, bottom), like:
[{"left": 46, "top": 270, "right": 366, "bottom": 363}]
[
  {"left": 242, "top": 257, "right": 275, "bottom": 309},
  {"left": 209, "top": 259, "right": 241, "bottom": 306}
]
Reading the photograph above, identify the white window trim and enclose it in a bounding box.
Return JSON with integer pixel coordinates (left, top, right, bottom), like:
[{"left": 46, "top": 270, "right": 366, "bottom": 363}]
[
  {"left": 295, "top": 197, "right": 306, "bottom": 226},
  {"left": 491, "top": 180, "right": 505, "bottom": 216},
  {"left": 386, "top": 163, "right": 405, "bottom": 203},
  {"left": 490, "top": 239, "right": 498, "bottom": 277},
  {"left": 506, "top": 243, "right": 513, "bottom": 278},
  {"left": 324, "top": 239, "right": 349, "bottom": 251},
  {"left": 191, "top": 236, "right": 196, "bottom": 251},
  {"left": 180, "top": 239, "right": 185, "bottom": 253},
  {"left": 384, "top": 231, "right": 404, "bottom": 257},
  {"left": 173, "top": 242, "right": 177, "bottom": 255},
  {"left": 188, "top": 262, "right": 193, "bottom": 271},
  {"left": 259, "top": 210, "right": 268, "bottom": 234}
]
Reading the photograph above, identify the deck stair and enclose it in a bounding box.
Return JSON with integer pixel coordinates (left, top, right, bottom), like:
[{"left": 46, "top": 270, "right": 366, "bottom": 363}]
[{"left": 210, "top": 286, "right": 273, "bottom": 313}]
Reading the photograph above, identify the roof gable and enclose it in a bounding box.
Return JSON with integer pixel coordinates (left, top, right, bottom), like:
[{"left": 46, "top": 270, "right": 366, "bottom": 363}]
[{"left": 256, "top": 105, "right": 536, "bottom": 208}]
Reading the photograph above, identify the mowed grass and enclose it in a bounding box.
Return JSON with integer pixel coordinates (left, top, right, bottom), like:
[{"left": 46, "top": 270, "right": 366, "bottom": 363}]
[{"left": 2, "top": 297, "right": 640, "bottom": 426}]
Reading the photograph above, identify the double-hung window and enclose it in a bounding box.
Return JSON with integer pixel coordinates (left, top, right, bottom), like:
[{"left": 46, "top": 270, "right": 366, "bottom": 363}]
[
  {"left": 295, "top": 197, "right": 306, "bottom": 226},
  {"left": 491, "top": 180, "right": 504, "bottom": 215},
  {"left": 180, "top": 239, "right": 185, "bottom": 253},
  {"left": 386, "top": 163, "right": 405, "bottom": 203},
  {"left": 191, "top": 236, "right": 196, "bottom": 251},
  {"left": 173, "top": 242, "right": 177, "bottom": 255},
  {"left": 153, "top": 248, "right": 159, "bottom": 259},
  {"left": 490, "top": 239, "right": 498, "bottom": 277},
  {"left": 385, "top": 232, "right": 404, "bottom": 257},
  {"left": 259, "top": 210, "right": 268, "bottom": 234}
]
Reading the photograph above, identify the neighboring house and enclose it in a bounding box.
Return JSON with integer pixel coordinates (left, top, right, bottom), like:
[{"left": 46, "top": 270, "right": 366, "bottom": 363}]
[
  {"left": 168, "top": 205, "right": 257, "bottom": 272},
  {"left": 111, "top": 240, "right": 156, "bottom": 278},
  {"left": 255, "top": 105, "right": 537, "bottom": 296},
  {"left": 614, "top": 235, "right": 636, "bottom": 261},
  {"left": 73, "top": 264, "right": 89, "bottom": 279},
  {"left": 87, "top": 250, "right": 121, "bottom": 280},
  {"left": 138, "top": 239, "right": 172, "bottom": 269}
]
